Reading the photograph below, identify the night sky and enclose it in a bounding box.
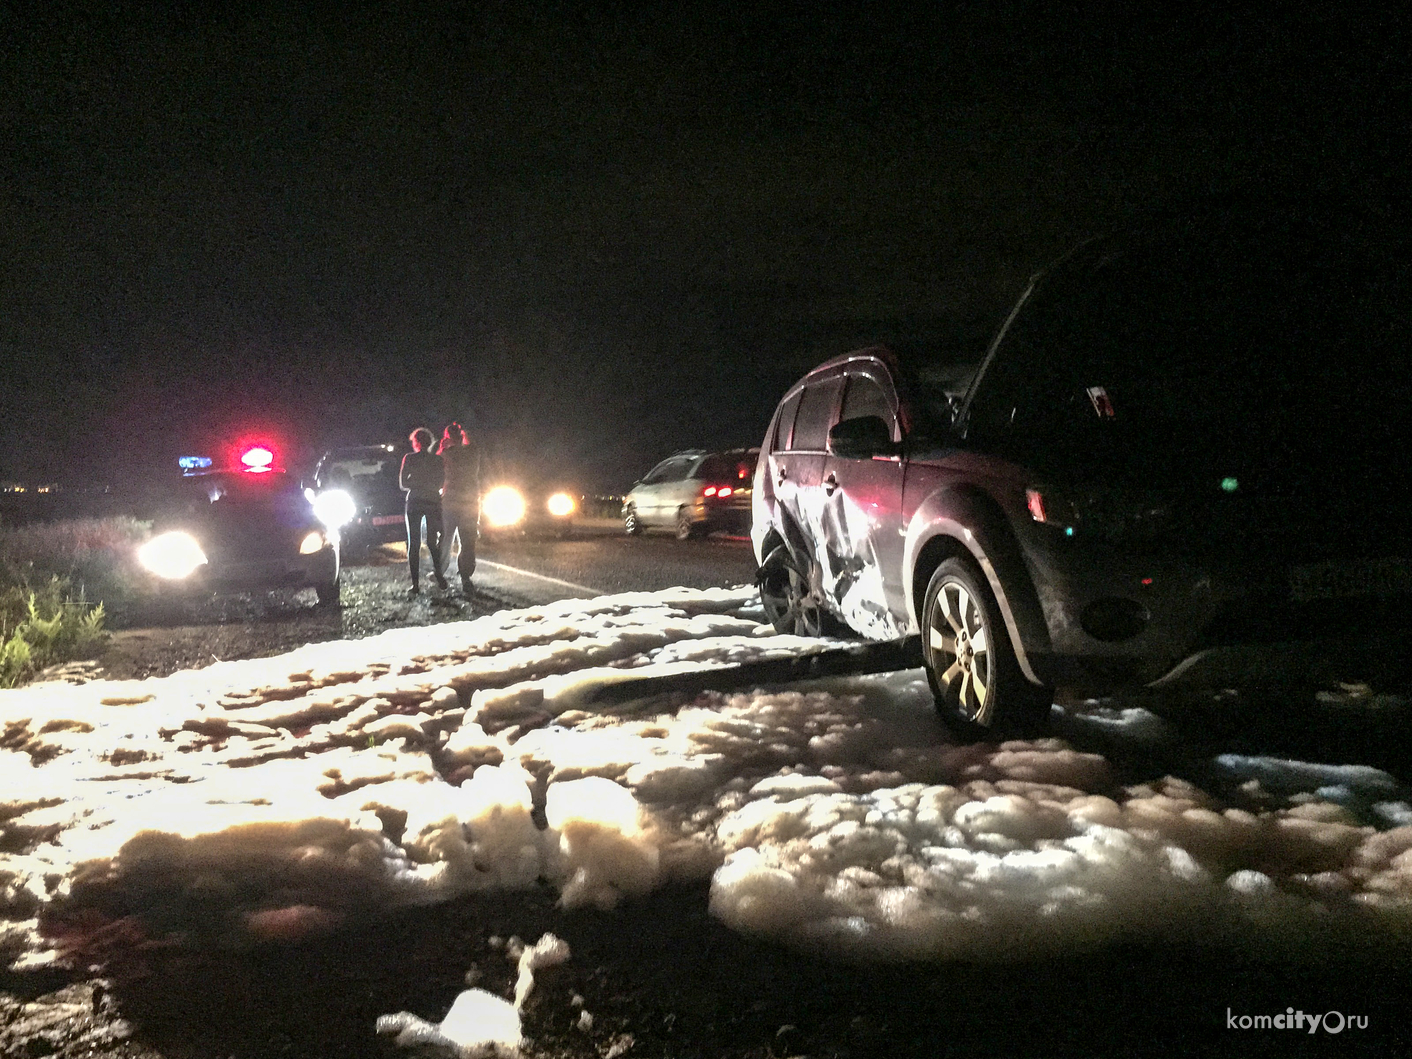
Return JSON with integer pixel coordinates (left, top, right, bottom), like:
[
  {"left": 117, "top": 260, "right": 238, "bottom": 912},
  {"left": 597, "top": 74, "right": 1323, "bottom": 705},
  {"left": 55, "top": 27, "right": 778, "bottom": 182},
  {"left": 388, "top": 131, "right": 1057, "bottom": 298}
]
[{"left": 1, "top": 2, "right": 1404, "bottom": 490}]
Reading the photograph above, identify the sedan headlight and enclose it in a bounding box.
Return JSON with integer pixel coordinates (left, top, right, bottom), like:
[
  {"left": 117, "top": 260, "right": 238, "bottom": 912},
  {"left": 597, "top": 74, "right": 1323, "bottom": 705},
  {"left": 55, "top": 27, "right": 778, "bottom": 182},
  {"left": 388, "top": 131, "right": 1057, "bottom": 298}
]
[
  {"left": 299, "top": 530, "right": 328, "bottom": 555},
  {"left": 312, "top": 488, "right": 356, "bottom": 528},
  {"left": 138, "top": 531, "right": 207, "bottom": 580},
  {"left": 546, "top": 492, "right": 575, "bottom": 518},
  {"left": 482, "top": 485, "right": 527, "bottom": 528}
]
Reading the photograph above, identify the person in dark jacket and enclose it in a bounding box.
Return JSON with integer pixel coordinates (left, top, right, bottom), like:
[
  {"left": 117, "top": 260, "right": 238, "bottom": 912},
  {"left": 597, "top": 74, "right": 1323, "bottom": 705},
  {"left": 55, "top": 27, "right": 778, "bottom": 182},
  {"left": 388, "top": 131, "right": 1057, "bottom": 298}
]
[
  {"left": 399, "top": 427, "right": 448, "bottom": 593},
  {"left": 438, "top": 421, "right": 480, "bottom": 594}
]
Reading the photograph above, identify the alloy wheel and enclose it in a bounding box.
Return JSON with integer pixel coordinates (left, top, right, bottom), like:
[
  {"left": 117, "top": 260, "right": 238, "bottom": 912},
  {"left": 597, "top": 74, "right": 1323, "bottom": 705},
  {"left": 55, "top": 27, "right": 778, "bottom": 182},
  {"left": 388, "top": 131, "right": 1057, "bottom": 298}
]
[
  {"left": 926, "top": 577, "right": 993, "bottom": 725},
  {"left": 759, "top": 544, "right": 825, "bottom": 636}
]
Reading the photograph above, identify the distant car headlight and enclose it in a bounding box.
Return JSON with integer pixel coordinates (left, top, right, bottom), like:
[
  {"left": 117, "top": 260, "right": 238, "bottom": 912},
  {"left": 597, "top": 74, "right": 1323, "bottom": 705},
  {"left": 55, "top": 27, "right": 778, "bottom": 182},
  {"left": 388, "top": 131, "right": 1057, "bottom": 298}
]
[
  {"left": 138, "top": 531, "right": 207, "bottom": 580},
  {"left": 482, "top": 486, "right": 527, "bottom": 528},
  {"left": 546, "top": 492, "right": 575, "bottom": 518},
  {"left": 299, "top": 530, "right": 328, "bottom": 555},
  {"left": 312, "top": 488, "right": 356, "bottom": 528}
]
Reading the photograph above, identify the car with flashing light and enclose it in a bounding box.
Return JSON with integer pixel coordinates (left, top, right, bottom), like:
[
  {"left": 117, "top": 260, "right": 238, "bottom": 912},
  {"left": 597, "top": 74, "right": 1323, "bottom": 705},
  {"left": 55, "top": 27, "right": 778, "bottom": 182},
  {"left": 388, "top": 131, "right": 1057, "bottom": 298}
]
[
  {"left": 138, "top": 446, "right": 340, "bottom": 606},
  {"left": 306, "top": 443, "right": 406, "bottom": 550},
  {"left": 753, "top": 206, "right": 1410, "bottom": 739},
  {"left": 622, "top": 448, "right": 758, "bottom": 539}
]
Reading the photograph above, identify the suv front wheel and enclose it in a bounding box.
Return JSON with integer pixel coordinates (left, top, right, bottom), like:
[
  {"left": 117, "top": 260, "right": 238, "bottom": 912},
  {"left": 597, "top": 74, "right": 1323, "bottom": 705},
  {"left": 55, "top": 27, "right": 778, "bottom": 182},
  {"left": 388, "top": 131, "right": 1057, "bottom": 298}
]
[{"left": 921, "top": 558, "right": 1051, "bottom": 740}]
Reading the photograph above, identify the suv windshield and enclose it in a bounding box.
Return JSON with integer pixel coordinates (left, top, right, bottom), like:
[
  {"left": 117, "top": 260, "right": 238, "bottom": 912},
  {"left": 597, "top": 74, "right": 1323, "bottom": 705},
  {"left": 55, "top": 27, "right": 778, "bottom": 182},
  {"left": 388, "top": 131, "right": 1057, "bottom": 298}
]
[
  {"left": 322, "top": 453, "right": 399, "bottom": 488},
  {"left": 967, "top": 227, "right": 1403, "bottom": 494}
]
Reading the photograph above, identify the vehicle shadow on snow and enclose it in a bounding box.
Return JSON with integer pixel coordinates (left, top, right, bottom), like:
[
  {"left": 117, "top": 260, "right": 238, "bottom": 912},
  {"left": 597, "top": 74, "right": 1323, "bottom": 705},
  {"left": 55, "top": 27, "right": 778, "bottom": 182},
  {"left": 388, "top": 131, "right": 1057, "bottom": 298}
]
[
  {"left": 1051, "top": 680, "right": 1412, "bottom": 795},
  {"left": 92, "top": 883, "right": 1409, "bottom": 1059}
]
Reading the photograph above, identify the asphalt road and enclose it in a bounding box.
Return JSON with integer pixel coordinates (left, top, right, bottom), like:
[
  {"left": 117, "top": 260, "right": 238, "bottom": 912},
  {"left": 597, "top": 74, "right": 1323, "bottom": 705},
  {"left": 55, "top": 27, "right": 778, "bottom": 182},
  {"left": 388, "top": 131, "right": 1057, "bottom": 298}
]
[{"left": 472, "top": 518, "right": 758, "bottom": 603}]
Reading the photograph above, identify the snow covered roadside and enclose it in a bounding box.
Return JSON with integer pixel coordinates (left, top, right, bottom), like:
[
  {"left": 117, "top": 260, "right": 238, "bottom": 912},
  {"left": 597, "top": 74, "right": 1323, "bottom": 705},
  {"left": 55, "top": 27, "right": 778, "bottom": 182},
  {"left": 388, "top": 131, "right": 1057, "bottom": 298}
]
[{"left": 3, "top": 585, "right": 1412, "bottom": 974}]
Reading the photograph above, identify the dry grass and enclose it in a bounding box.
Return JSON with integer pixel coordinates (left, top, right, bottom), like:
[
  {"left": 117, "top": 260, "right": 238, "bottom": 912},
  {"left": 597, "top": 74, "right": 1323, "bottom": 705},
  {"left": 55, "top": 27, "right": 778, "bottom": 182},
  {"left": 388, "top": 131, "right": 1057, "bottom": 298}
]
[
  {"left": 0, "top": 517, "right": 150, "bottom": 686},
  {"left": 0, "top": 516, "right": 149, "bottom": 602}
]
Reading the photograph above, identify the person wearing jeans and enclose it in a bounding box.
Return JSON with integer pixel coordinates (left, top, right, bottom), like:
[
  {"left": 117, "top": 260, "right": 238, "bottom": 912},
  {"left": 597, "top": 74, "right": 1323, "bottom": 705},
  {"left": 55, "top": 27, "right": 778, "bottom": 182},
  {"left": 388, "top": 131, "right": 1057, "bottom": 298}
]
[
  {"left": 399, "top": 427, "right": 448, "bottom": 593},
  {"left": 438, "top": 421, "right": 480, "bottom": 595}
]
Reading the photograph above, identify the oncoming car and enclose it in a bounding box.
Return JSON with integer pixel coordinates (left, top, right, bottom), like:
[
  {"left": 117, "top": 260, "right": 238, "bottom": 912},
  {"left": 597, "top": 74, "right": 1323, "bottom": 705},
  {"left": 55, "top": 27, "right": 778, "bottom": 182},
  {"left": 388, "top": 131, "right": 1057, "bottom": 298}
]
[
  {"left": 139, "top": 447, "right": 340, "bottom": 606},
  {"left": 623, "top": 448, "right": 758, "bottom": 539},
  {"left": 478, "top": 478, "right": 580, "bottom": 538},
  {"left": 753, "top": 207, "right": 1410, "bottom": 739}
]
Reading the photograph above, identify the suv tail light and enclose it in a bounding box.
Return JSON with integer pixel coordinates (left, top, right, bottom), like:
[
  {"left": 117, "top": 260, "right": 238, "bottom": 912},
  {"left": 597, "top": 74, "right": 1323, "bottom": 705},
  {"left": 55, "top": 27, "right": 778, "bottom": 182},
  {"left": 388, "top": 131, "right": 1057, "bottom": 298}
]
[{"left": 703, "top": 485, "right": 735, "bottom": 499}]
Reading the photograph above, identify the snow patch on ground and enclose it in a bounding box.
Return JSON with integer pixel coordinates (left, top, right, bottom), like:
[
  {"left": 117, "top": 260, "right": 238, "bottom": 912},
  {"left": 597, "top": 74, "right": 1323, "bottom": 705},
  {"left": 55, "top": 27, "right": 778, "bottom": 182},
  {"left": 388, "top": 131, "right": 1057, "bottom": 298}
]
[
  {"left": 3, "top": 584, "right": 1412, "bottom": 967},
  {"left": 378, "top": 988, "right": 524, "bottom": 1057}
]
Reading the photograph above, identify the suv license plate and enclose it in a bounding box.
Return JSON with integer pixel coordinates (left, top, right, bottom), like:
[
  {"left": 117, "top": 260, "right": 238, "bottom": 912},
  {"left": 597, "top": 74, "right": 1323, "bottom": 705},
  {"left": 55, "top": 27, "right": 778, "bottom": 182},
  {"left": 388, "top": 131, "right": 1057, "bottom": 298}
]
[
  {"left": 1290, "top": 557, "right": 1412, "bottom": 602},
  {"left": 372, "top": 515, "right": 402, "bottom": 526}
]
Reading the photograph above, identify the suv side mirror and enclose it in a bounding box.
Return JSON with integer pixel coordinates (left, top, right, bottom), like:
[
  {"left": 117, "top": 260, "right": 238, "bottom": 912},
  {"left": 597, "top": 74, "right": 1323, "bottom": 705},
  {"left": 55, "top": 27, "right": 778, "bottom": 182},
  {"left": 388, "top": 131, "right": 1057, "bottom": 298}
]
[{"left": 828, "top": 415, "right": 898, "bottom": 459}]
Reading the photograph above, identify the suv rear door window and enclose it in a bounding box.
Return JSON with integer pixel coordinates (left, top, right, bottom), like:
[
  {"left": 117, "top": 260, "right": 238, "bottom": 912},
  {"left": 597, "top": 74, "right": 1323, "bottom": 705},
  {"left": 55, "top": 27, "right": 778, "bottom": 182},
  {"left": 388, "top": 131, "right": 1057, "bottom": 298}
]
[{"left": 790, "top": 377, "right": 843, "bottom": 452}]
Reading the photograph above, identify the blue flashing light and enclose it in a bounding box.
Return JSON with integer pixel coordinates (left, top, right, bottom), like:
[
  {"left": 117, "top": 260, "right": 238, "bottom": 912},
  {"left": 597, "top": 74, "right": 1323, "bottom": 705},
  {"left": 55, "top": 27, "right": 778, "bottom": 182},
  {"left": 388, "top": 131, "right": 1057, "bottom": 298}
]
[
  {"left": 178, "top": 456, "right": 213, "bottom": 470},
  {"left": 1220, "top": 477, "right": 1239, "bottom": 493},
  {"left": 1064, "top": 526, "right": 1075, "bottom": 537}
]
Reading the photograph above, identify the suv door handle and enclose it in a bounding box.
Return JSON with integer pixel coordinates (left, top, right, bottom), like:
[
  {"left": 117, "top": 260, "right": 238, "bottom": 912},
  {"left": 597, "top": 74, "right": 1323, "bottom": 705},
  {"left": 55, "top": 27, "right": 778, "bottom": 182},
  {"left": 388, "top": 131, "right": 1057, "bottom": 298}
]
[
  {"left": 823, "top": 473, "right": 838, "bottom": 495},
  {"left": 776, "top": 467, "right": 788, "bottom": 484}
]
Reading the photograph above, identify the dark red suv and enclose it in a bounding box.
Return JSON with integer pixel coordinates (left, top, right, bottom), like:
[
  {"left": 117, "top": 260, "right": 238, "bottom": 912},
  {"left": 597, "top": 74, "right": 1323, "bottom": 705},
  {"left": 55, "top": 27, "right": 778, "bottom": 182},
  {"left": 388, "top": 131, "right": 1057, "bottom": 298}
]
[{"left": 752, "top": 212, "right": 1409, "bottom": 738}]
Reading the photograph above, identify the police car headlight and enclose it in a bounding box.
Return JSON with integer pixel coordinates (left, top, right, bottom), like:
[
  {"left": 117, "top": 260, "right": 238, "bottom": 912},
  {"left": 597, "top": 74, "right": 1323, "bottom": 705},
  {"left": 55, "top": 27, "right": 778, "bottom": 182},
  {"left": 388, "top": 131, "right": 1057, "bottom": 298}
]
[
  {"left": 138, "top": 531, "right": 207, "bottom": 580},
  {"left": 299, "top": 531, "right": 328, "bottom": 555},
  {"left": 312, "top": 488, "right": 356, "bottom": 529},
  {"left": 546, "top": 492, "right": 575, "bottom": 518},
  {"left": 482, "top": 486, "right": 527, "bottom": 528}
]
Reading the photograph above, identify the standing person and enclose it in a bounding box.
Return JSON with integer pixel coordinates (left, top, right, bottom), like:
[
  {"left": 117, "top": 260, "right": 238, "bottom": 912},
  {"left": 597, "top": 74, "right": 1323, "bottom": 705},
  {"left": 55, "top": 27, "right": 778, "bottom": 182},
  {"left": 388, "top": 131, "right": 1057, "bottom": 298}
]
[
  {"left": 399, "top": 427, "right": 448, "bottom": 594},
  {"left": 438, "top": 421, "right": 480, "bottom": 595}
]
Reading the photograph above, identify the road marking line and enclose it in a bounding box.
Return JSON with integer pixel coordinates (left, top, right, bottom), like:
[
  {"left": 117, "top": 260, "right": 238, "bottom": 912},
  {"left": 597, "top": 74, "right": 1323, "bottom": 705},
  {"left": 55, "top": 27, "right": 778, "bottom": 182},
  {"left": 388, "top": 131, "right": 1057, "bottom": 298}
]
[{"left": 476, "top": 560, "right": 603, "bottom": 597}]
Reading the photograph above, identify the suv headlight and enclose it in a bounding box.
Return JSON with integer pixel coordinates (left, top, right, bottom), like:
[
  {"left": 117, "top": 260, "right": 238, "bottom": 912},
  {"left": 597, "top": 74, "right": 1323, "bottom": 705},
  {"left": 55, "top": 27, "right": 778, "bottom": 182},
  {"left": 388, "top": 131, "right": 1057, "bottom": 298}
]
[
  {"left": 299, "top": 531, "right": 328, "bottom": 555},
  {"left": 138, "top": 531, "right": 208, "bottom": 579},
  {"left": 312, "top": 488, "right": 356, "bottom": 528},
  {"left": 547, "top": 492, "right": 575, "bottom": 517},
  {"left": 1026, "top": 485, "right": 1170, "bottom": 541}
]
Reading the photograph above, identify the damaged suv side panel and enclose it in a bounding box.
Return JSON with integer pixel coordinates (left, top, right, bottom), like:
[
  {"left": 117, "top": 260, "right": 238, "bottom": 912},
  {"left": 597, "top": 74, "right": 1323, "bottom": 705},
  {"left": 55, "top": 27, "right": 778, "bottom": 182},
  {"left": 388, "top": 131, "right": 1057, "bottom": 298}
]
[{"left": 755, "top": 208, "right": 1411, "bottom": 740}]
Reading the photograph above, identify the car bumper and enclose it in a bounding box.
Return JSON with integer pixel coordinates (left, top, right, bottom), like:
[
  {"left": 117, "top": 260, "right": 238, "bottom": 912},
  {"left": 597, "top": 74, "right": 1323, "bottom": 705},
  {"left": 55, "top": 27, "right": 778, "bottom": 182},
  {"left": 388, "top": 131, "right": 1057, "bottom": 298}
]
[
  {"left": 343, "top": 513, "right": 407, "bottom": 546},
  {"left": 692, "top": 499, "right": 752, "bottom": 535},
  {"left": 1020, "top": 532, "right": 1412, "bottom": 691},
  {"left": 160, "top": 548, "right": 338, "bottom": 594}
]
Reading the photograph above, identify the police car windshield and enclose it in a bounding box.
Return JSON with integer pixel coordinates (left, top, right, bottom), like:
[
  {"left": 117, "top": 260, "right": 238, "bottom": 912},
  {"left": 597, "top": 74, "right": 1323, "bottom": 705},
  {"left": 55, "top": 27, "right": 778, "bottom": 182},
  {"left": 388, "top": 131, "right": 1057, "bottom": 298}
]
[{"left": 182, "top": 471, "right": 303, "bottom": 507}]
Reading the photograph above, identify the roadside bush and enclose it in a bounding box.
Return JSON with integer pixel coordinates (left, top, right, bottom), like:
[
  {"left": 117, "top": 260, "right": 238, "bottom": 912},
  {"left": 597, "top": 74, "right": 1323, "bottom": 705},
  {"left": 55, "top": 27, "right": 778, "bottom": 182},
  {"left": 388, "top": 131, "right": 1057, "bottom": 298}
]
[
  {"left": 0, "top": 517, "right": 149, "bottom": 687},
  {"left": 0, "top": 516, "right": 149, "bottom": 603},
  {"left": 0, "top": 580, "right": 107, "bottom": 687}
]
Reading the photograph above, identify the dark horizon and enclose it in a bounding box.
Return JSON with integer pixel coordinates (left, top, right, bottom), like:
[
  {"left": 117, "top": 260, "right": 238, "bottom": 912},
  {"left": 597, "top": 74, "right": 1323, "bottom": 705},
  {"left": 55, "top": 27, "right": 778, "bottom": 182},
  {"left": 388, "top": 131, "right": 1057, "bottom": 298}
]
[{"left": 2, "top": 2, "right": 1404, "bottom": 493}]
